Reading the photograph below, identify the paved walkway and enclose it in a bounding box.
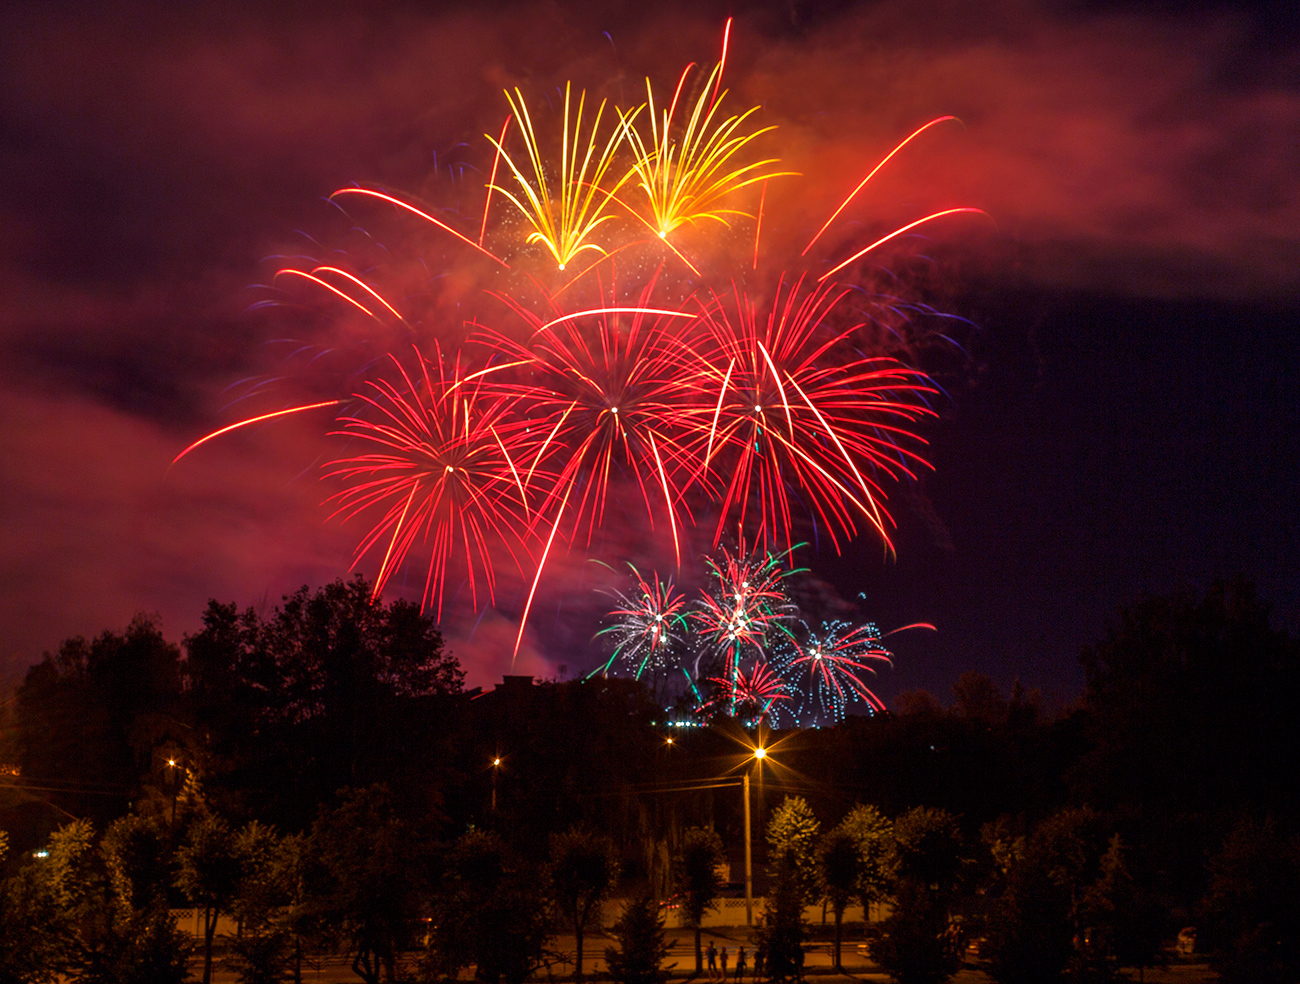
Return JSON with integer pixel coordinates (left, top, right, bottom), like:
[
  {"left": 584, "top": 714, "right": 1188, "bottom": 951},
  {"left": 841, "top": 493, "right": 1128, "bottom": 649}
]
[{"left": 201, "top": 929, "right": 1215, "bottom": 983}]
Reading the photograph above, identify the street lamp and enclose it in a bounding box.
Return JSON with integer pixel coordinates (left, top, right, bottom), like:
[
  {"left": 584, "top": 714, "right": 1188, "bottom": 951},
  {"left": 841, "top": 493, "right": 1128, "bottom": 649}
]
[
  {"left": 166, "top": 757, "right": 179, "bottom": 825},
  {"left": 743, "top": 746, "right": 767, "bottom": 926},
  {"left": 491, "top": 756, "right": 501, "bottom": 813}
]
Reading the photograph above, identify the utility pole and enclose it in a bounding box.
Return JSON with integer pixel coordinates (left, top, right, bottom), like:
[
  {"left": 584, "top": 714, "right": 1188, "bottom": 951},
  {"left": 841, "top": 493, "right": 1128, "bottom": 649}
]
[{"left": 743, "top": 768, "right": 754, "bottom": 926}]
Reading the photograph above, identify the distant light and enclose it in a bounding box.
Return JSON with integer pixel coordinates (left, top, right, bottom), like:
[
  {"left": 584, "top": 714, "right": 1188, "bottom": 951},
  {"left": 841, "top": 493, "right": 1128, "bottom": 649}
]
[
  {"left": 167, "top": 759, "right": 176, "bottom": 767},
  {"left": 34, "top": 850, "right": 48, "bottom": 858},
  {"left": 666, "top": 737, "right": 674, "bottom": 746},
  {"left": 753, "top": 748, "right": 767, "bottom": 760},
  {"left": 493, "top": 757, "right": 501, "bottom": 767}
]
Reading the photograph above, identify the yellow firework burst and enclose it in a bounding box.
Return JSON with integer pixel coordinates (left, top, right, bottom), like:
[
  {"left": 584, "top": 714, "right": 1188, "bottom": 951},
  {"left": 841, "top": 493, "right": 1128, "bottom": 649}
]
[
  {"left": 488, "top": 82, "right": 627, "bottom": 271},
  {"left": 619, "top": 62, "right": 793, "bottom": 242}
]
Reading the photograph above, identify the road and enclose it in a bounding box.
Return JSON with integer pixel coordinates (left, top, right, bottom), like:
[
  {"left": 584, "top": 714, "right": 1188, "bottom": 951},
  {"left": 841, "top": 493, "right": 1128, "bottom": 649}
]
[{"left": 200, "top": 930, "right": 1216, "bottom": 983}]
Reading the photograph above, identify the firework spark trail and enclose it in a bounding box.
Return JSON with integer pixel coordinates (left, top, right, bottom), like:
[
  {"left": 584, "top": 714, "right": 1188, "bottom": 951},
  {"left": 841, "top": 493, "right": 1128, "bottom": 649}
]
[
  {"left": 324, "top": 348, "right": 543, "bottom": 620},
  {"left": 330, "top": 187, "right": 509, "bottom": 268},
  {"left": 685, "top": 275, "right": 939, "bottom": 555},
  {"left": 472, "top": 274, "right": 707, "bottom": 558},
  {"left": 801, "top": 116, "right": 960, "bottom": 256},
  {"left": 618, "top": 59, "right": 792, "bottom": 246},
  {"left": 692, "top": 541, "right": 802, "bottom": 713},
  {"left": 480, "top": 116, "right": 512, "bottom": 248},
  {"left": 592, "top": 565, "right": 690, "bottom": 679},
  {"left": 778, "top": 620, "right": 894, "bottom": 720},
  {"left": 818, "top": 208, "right": 990, "bottom": 283},
  {"left": 272, "top": 266, "right": 409, "bottom": 324},
  {"left": 489, "top": 82, "right": 629, "bottom": 271},
  {"left": 172, "top": 400, "right": 343, "bottom": 465}
]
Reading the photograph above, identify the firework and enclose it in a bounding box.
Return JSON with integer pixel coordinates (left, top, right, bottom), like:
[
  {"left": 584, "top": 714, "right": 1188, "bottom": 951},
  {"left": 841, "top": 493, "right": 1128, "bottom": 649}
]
[
  {"left": 488, "top": 82, "right": 628, "bottom": 271},
  {"left": 593, "top": 564, "right": 690, "bottom": 680},
  {"left": 324, "top": 348, "right": 543, "bottom": 620},
  {"left": 617, "top": 60, "right": 791, "bottom": 251},
  {"left": 175, "top": 20, "right": 971, "bottom": 678},
  {"left": 702, "top": 660, "right": 791, "bottom": 726},
  {"left": 472, "top": 273, "right": 704, "bottom": 555},
  {"left": 466, "top": 271, "right": 709, "bottom": 655},
  {"left": 777, "top": 619, "right": 893, "bottom": 720},
  {"left": 692, "top": 541, "right": 802, "bottom": 713},
  {"left": 687, "top": 275, "right": 939, "bottom": 555}
]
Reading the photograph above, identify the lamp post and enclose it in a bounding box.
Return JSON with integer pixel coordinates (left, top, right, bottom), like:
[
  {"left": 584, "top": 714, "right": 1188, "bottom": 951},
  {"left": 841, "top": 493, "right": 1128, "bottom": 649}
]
[
  {"left": 744, "top": 746, "right": 767, "bottom": 926},
  {"left": 491, "top": 757, "right": 501, "bottom": 813},
  {"left": 166, "top": 757, "right": 179, "bottom": 826}
]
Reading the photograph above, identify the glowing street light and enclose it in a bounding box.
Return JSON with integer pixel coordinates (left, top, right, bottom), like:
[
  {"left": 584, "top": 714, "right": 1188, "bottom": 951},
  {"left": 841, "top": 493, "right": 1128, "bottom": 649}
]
[
  {"left": 165, "top": 754, "right": 181, "bottom": 825},
  {"left": 743, "top": 745, "right": 769, "bottom": 925},
  {"left": 491, "top": 755, "right": 502, "bottom": 813}
]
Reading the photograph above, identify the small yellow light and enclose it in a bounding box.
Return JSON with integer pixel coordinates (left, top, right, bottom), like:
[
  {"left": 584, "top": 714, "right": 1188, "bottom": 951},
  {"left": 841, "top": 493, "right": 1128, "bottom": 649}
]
[{"left": 753, "top": 747, "right": 767, "bottom": 760}]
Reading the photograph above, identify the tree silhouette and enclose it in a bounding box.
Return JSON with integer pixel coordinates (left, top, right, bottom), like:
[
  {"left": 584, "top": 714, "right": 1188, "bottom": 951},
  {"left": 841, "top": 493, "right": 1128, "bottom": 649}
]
[{"left": 673, "top": 827, "right": 724, "bottom": 974}]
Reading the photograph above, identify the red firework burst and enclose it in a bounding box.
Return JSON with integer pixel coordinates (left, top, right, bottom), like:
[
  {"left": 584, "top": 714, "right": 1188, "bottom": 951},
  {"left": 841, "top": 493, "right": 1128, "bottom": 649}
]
[
  {"left": 324, "top": 347, "right": 544, "bottom": 620},
  {"left": 703, "top": 660, "right": 791, "bottom": 725},
  {"left": 472, "top": 270, "right": 705, "bottom": 558},
  {"left": 687, "top": 275, "right": 939, "bottom": 554}
]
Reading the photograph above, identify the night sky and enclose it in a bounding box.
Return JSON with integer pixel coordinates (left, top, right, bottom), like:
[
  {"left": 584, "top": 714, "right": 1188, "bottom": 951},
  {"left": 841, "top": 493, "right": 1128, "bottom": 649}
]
[{"left": 1, "top": 0, "right": 1296, "bottom": 704}]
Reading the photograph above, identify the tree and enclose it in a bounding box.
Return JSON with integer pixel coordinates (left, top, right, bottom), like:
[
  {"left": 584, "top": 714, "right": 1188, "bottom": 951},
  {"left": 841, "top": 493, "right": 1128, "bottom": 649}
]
[
  {"left": 755, "top": 848, "right": 805, "bottom": 984},
  {"left": 184, "top": 577, "right": 463, "bottom": 827},
  {"left": 673, "top": 827, "right": 725, "bottom": 974},
  {"left": 818, "top": 829, "right": 862, "bottom": 971},
  {"left": 872, "top": 808, "right": 965, "bottom": 984},
  {"left": 1200, "top": 816, "right": 1300, "bottom": 984},
  {"left": 307, "top": 785, "right": 425, "bottom": 984},
  {"left": 16, "top": 616, "right": 185, "bottom": 823},
  {"left": 102, "top": 813, "right": 173, "bottom": 912},
  {"left": 982, "top": 808, "right": 1106, "bottom": 984},
  {"left": 1077, "top": 580, "right": 1300, "bottom": 913},
  {"left": 0, "top": 818, "right": 189, "bottom": 984},
  {"left": 950, "top": 672, "right": 1008, "bottom": 726},
  {"left": 605, "top": 896, "right": 672, "bottom": 984},
  {"left": 425, "top": 830, "right": 552, "bottom": 984},
  {"left": 765, "top": 796, "right": 821, "bottom": 906},
  {"left": 1072, "top": 834, "right": 1167, "bottom": 982},
  {"left": 226, "top": 822, "right": 302, "bottom": 984},
  {"left": 840, "top": 804, "right": 894, "bottom": 920},
  {"left": 0, "top": 829, "right": 66, "bottom": 982},
  {"left": 550, "top": 828, "right": 618, "bottom": 978},
  {"left": 176, "top": 814, "right": 243, "bottom": 984}
]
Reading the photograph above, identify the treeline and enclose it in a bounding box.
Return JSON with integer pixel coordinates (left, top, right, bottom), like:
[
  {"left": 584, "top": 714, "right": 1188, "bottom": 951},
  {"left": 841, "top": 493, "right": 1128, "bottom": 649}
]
[{"left": 1, "top": 576, "right": 1298, "bottom": 983}]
